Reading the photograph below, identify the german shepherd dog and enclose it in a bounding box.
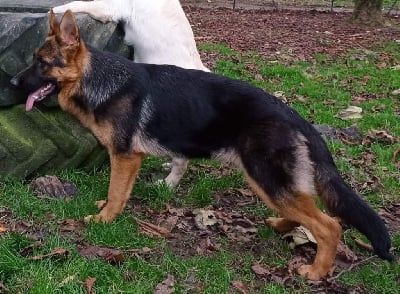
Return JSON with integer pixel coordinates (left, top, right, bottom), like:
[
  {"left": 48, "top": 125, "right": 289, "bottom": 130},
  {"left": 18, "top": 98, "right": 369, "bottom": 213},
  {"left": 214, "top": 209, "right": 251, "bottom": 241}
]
[
  {"left": 10, "top": 11, "right": 393, "bottom": 280},
  {"left": 53, "top": 0, "right": 210, "bottom": 188}
]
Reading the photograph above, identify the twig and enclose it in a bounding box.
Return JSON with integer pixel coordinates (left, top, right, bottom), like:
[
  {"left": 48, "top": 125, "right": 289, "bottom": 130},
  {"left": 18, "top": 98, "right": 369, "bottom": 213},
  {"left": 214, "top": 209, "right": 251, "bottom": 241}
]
[
  {"left": 392, "top": 147, "right": 400, "bottom": 163},
  {"left": 354, "top": 238, "right": 374, "bottom": 252},
  {"left": 134, "top": 217, "right": 171, "bottom": 237},
  {"left": 327, "top": 255, "right": 375, "bottom": 282}
]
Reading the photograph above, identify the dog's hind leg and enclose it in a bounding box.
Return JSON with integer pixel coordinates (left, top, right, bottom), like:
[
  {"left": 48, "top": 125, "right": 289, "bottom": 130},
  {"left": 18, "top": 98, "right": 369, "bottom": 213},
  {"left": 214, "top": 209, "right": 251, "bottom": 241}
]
[
  {"left": 239, "top": 129, "right": 341, "bottom": 279},
  {"left": 84, "top": 152, "right": 143, "bottom": 223},
  {"left": 245, "top": 175, "right": 341, "bottom": 280},
  {"left": 161, "top": 157, "right": 188, "bottom": 188}
]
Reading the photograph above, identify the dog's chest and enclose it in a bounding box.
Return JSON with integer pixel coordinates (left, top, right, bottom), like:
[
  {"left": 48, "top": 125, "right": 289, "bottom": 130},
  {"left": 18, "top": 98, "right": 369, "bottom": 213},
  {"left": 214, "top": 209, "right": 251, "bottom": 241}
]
[{"left": 59, "top": 95, "right": 113, "bottom": 150}]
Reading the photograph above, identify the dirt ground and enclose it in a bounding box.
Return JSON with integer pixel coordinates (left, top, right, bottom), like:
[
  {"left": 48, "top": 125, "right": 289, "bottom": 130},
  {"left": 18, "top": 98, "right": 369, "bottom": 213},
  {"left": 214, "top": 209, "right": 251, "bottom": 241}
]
[{"left": 180, "top": 2, "right": 400, "bottom": 69}]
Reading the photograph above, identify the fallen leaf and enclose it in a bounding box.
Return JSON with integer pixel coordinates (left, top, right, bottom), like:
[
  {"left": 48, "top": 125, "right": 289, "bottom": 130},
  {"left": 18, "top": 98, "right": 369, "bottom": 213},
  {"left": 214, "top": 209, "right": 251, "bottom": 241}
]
[
  {"left": 84, "top": 277, "right": 96, "bottom": 294},
  {"left": 251, "top": 263, "right": 269, "bottom": 276},
  {"left": 236, "top": 188, "right": 255, "bottom": 197},
  {"left": 336, "top": 106, "right": 363, "bottom": 120},
  {"left": 366, "top": 129, "right": 397, "bottom": 144},
  {"left": 125, "top": 247, "right": 152, "bottom": 257},
  {"left": 0, "top": 223, "right": 8, "bottom": 233},
  {"left": 59, "top": 218, "right": 84, "bottom": 233},
  {"left": 167, "top": 205, "right": 185, "bottom": 217},
  {"left": 283, "top": 226, "right": 317, "bottom": 248},
  {"left": 19, "top": 241, "right": 42, "bottom": 257},
  {"left": 231, "top": 280, "right": 249, "bottom": 294},
  {"left": 287, "top": 256, "right": 307, "bottom": 274},
  {"left": 12, "top": 220, "right": 31, "bottom": 232},
  {"left": 273, "top": 91, "right": 288, "bottom": 103},
  {"left": 46, "top": 213, "right": 56, "bottom": 220},
  {"left": 225, "top": 217, "right": 257, "bottom": 242},
  {"left": 254, "top": 73, "right": 263, "bottom": 81},
  {"left": 336, "top": 241, "right": 358, "bottom": 266},
  {"left": 391, "top": 89, "right": 400, "bottom": 95},
  {"left": 160, "top": 215, "right": 179, "bottom": 232},
  {"left": 135, "top": 217, "right": 171, "bottom": 237},
  {"left": 193, "top": 209, "right": 218, "bottom": 230},
  {"left": 30, "top": 247, "right": 70, "bottom": 260},
  {"left": 154, "top": 274, "right": 175, "bottom": 294},
  {"left": 195, "top": 237, "right": 220, "bottom": 255},
  {"left": 371, "top": 104, "right": 386, "bottom": 113},
  {"left": 79, "top": 245, "right": 125, "bottom": 264},
  {"left": 294, "top": 94, "right": 308, "bottom": 102}
]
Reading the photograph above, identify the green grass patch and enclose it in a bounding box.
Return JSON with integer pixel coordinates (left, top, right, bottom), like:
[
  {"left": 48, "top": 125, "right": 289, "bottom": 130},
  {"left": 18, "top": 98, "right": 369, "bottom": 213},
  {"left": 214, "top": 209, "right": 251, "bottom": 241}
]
[{"left": 0, "top": 42, "right": 399, "bottom": 293}]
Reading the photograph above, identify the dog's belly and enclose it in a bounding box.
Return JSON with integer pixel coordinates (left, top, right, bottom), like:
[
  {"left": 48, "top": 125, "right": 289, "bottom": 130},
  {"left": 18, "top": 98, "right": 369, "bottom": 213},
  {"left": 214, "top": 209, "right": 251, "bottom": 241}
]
[{"left": 131, "top": 130, "right": 242, "bottom": 166}]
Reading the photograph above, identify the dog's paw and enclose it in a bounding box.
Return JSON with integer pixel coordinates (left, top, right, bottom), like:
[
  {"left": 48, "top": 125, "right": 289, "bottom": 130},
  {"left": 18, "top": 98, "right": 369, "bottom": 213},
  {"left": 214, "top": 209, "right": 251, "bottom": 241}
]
[
  {"left": 297, "top": 264, "right": 332, "bottom": 281},
  {"left": 84, "top": 210, "right": 116, "bottom": 223},
  {"left": 265, "top": 217, "right": 284, "bottom": 229},
  {"left": 83, "top": 214, "right": 102, "bottom": 223},
  {"left": 52, "top": 5, "right": 68, "bottom": 14},
  {"left": 95, "top": 200, "right": 107, "bottom": 209},
  {"left": 155, "top": 178, "right": 166, "bottom": 186},
  {"left": 155, "top": 178, "right": 175, "bottom": 189}
]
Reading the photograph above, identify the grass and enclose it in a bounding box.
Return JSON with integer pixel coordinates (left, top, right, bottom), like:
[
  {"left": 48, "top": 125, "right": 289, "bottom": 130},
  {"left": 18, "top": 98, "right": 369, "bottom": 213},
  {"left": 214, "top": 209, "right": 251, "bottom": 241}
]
[{"left": 1, "top": 41, "right": 399, "bottom": 293}]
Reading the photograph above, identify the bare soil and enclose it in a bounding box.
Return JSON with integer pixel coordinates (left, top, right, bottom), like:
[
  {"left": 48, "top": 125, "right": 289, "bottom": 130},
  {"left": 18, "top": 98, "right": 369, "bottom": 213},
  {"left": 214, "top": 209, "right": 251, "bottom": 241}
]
[{"left": 180, "top": 3, "right": 400, "bottom": 68}]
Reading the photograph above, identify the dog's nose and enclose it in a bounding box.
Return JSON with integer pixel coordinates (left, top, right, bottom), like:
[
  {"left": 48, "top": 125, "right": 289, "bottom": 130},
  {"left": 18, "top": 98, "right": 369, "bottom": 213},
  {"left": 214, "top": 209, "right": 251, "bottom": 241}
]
[{"left": 10, "top": 77, "right": 20, "bottom": 87}]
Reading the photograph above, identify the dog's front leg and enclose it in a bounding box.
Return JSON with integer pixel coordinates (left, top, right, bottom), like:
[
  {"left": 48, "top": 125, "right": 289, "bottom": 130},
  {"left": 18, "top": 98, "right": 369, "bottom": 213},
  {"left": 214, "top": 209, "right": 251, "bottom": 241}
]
[
  {"left": 84, "top": 152, "right": 143, "bottom": 223},
  {"left": 53, "top": 1, "right": 114, "bottom": 23}
]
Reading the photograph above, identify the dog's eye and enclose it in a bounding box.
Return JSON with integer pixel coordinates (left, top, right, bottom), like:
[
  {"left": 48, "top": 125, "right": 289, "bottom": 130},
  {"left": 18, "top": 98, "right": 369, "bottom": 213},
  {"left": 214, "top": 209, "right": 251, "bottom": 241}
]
[{"left": 37, "top": 58, "right": 51, "bottom": 70}]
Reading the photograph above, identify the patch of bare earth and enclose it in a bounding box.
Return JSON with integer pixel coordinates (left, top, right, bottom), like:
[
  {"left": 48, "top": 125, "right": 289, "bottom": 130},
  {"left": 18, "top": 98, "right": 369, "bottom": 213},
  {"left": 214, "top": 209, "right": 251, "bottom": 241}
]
[{"left": 181, "top": 5, "right": 400, "bottom": 68}]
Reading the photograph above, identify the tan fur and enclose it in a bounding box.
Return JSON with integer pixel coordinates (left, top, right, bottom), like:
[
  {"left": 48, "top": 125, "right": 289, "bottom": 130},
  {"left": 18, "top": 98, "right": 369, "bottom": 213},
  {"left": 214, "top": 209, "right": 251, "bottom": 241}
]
[
  {"left": 265, "top": 217, "right": 299, "bottom": 233},
  {"left": 292, "top": 134, "right": 316, "bottom": 195},
  {"left": 85, "top": 152, "right": 143, "bottom": 222},
  {"left": 48, "top": 11, "right": 144, "bottom": 223},
  {"left": 245, "top": 173, "right": 341, "bottom": 280}
]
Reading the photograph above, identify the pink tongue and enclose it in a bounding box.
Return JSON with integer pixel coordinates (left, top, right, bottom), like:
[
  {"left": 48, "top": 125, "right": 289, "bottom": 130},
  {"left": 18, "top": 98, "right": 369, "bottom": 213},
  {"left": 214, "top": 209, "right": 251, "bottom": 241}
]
[{"left": 25, "top": 87, "right": 43, "bottom": 112}]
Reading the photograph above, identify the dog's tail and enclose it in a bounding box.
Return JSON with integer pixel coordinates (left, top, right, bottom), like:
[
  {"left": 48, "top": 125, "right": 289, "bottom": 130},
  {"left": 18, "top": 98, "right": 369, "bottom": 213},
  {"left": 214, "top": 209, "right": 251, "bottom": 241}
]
[{"left": 316, "top": 165, "right": 393, "bottom": 261}]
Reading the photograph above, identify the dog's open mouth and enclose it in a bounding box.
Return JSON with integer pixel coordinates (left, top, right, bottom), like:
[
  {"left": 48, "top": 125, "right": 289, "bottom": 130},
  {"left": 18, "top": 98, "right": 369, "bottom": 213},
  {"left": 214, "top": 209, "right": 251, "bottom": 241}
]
[{"left": 26, "top": 83, "right": 56, "bottom": 112}]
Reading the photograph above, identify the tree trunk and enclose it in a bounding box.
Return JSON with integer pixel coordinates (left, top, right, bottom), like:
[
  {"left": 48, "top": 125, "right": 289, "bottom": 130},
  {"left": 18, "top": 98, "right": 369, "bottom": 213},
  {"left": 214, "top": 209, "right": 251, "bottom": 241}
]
[{"left": 353, "top": 0, "right": 383, "bottom": 24}]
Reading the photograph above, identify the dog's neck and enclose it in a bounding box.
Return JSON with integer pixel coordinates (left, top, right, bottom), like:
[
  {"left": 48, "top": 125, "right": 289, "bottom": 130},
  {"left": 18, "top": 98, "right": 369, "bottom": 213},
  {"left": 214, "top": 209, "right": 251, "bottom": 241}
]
[{"left": 81, "top": 47, "right": 131, "bottom": 107}]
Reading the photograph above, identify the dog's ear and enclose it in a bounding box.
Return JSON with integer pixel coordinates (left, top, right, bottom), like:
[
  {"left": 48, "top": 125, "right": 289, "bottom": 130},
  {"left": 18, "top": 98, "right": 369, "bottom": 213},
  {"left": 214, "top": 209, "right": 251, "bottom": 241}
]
[
  {"left": 48, "top": 9, "right": 60, "bottom": 36},
  {"left": 59, "top": 10, "right": 80, "bottom": 48}
]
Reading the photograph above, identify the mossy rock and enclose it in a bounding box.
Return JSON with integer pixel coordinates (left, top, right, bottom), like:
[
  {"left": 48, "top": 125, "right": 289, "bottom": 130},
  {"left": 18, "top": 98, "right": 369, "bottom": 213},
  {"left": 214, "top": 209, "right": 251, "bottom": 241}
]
[{"left": 0, "top": 2, "right": 130, "bottom": 178}]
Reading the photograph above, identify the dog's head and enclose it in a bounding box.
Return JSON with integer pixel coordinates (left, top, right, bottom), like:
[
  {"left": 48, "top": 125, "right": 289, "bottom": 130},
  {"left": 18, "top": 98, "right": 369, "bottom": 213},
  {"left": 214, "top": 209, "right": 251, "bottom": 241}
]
[{"left": 10, "top": 10, "right": 83, "bottom": 111}]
